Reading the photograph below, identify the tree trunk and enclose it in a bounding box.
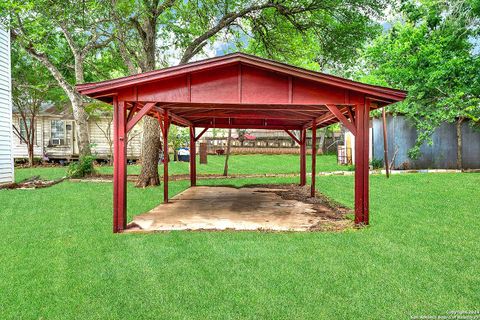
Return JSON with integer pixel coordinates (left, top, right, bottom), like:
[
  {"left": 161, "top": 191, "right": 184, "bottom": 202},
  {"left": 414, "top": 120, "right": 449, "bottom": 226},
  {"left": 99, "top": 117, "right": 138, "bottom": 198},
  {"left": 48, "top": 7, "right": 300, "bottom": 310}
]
[
  {"left": 28, "top": 143, "right": 34, "bottom": 167},
  {"left": 318, "top": 128, "right": 326, "bottom": 155},
  {"left": 28, "top": 116, "right": 35, "bottom": 167},
  {"left": 136, "top": 116, "right": 162, "bottom": 187},
  {"left": 71, "top": 95, "right": 91, "bottom": 158},
  {"left": 456, "top": 117, "right": 464, "bottom": 170},
  {"left": 135, "top": 19, "right": 162, "bottom": 187},
  {"left": 223, "top": 129, "right": 232, "bottom": 176}
]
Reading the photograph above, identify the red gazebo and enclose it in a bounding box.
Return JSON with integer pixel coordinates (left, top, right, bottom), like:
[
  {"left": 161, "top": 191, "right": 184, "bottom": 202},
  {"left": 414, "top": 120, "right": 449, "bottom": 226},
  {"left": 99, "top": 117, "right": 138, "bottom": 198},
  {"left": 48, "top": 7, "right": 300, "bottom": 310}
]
[{"left": 77, "top": 53, "right": 406, "bottom": 233}]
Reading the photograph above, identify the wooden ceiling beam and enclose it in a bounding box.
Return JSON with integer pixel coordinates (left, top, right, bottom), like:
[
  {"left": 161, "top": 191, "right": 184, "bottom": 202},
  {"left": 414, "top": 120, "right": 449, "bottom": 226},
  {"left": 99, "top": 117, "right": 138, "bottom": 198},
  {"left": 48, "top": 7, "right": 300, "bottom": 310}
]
[
  {"left": 153, "top": 102, "right": 331, "bottom": 112},
  {"left": 185, "top": 112, "right": 313, "bottom": 121},
  {"left": 192, "top": 123, "right": 303, "bottom": 130}
]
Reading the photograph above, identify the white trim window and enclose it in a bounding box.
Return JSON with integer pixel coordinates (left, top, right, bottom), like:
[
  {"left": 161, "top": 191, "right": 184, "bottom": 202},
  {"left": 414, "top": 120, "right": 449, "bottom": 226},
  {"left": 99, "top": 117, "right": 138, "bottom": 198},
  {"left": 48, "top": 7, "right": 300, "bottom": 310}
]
[
  {"left": 50, "top": 120, "right": 66, "bottom": 146},
  {"left": 19, "top": 118, "right": 31, "bottom": 144}
]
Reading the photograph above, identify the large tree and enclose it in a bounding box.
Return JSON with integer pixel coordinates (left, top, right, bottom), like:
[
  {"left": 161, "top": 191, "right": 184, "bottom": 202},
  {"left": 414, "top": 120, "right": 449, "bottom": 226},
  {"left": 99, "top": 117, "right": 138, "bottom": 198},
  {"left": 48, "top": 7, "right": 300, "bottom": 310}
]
[
  {"left": 1, "top": 0, "right": 116, "bottom": 164},
  {"left": 358, "top": 0, "right": 480, "bottom": 162},
  {"left": 11, "top": 44, "right": 59, "bottom": 167},
  {"left": 246, "top": 0, "right": 383, "bottom": 74},
  {"left": 110, "top": 0, "right": 386, "bottom": 187},
  {"left": 110, "top": 0, "right": 176, "bottom": 187}
]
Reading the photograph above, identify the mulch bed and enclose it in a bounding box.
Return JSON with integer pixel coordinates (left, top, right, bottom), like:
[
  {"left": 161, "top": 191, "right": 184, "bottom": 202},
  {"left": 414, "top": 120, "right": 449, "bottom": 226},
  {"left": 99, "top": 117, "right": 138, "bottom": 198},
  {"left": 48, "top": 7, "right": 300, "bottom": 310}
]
[
  {"left": 0, "top": 176, "right": 66, "bottom": 190},
  {"left": 73, "top": 172, "right": 300, "bottom": 182}
]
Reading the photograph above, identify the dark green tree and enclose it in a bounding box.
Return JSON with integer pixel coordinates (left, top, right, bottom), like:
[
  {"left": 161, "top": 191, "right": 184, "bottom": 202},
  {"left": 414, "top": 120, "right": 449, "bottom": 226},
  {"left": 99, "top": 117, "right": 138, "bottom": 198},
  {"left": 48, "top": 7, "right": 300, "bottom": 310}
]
[
  {"left": 1, "top": 0, "right": 123, "bottom": 175},
  {"left": 358, "top": 0, "right": 480, "bottom": 164}
]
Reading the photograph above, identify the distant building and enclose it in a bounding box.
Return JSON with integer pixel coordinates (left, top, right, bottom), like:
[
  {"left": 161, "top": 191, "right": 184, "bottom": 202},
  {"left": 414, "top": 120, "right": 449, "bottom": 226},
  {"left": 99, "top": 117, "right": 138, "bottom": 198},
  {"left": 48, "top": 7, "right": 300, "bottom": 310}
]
[
  {"left": 0, "top": 27, "right": 13, "bottom": 183},
  {"left": 12, "top": 106, "right": 142, "bottom": 162}
]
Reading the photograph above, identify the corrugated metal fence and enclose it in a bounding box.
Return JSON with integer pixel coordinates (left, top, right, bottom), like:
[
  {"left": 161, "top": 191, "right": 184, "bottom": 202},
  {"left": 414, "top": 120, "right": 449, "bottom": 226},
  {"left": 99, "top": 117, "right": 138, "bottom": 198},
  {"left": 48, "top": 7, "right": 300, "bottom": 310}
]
[{"left": 372, "top": 115, "right": 480, "bottom": 169}]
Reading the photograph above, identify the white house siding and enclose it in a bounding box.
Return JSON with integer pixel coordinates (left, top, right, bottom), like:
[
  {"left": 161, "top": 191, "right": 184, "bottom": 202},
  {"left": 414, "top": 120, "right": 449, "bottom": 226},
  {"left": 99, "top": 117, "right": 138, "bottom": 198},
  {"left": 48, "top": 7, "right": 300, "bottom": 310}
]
[
  {"left": 41, "top": 116, "right": 76, "bottom": 159},
  {"left": 0, "top": 28, "right": 13, "bottom": 183},
  {"left": 89, "top": 117, "right": 142, "bottom": 159},
  {"left": 12, "top": 114, "right": 143, "bottom": 160},
  {"left": 12, "top": 114, "right": 44, "bottom": 159}
]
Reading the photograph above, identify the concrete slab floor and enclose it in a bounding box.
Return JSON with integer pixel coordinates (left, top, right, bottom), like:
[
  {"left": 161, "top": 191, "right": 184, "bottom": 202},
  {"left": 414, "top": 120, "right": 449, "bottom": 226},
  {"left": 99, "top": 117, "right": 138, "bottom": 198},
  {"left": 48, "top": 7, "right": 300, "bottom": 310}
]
[{"left": 127, "top": 185, "right": 352, "bottom": 232}]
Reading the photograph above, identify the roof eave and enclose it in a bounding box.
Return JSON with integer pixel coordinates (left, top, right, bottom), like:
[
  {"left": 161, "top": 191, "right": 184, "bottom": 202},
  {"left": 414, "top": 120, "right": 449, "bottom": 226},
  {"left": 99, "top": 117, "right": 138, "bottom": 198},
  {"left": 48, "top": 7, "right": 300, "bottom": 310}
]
[{"left": 76, "top": 53, "right": 407, "bottom": 104}]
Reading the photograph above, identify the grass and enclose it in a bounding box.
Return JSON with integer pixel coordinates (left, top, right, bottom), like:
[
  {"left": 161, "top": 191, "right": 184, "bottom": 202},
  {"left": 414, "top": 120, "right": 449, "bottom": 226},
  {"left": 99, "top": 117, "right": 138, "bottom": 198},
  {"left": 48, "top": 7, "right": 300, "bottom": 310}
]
[
  {"left": 14, "top": 154, "right": 345, "bottom": 182},
  {"left": 1, "top": 161, "right": 479, "bottom": 319},
  {"left": 97, "top": 153, "right": 346, "bottom": 175}
]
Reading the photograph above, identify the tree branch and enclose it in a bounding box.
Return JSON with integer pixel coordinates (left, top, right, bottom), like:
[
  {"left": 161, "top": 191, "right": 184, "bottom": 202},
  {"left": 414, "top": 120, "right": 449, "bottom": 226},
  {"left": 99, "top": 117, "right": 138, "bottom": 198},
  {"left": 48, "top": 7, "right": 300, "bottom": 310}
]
[
  {"left": 59, "top": 22, "right": 80, "bottom": 57},
  {"left": 12, "top": 124, "right": 28, "bottom": 144},
  {"left": 179, "top": 1, "right": 318, "bottom": 64},
  {"left": 11, "top": 28, "right": 77, "bottom": 102},
  {"left": 180, "top": 3, "right": 278, "bottom": 64}
]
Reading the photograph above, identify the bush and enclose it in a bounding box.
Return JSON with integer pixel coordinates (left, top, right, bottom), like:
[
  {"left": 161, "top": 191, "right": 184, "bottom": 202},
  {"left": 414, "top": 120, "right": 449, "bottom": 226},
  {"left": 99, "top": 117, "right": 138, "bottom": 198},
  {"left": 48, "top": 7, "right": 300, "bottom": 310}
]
[
  {"left": 67, "top": 155, "right": 96, "bottom": 178},
  {"left": 346, "top": 165, "right": 355, "bottom": 171},
  {"left": 370, "top": 158, "right": 383, "bottom": 170}
]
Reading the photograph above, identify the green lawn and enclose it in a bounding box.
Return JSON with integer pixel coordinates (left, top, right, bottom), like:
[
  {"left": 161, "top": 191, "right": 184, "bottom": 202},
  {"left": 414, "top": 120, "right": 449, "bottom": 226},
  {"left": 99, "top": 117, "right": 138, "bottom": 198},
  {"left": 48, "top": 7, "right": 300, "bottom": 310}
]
[
  {"left": 14, "top": 154, "right": 345, "bottom": 182},
  {"left": 1, "top": 164, "right": 479, "bottom": 319}
]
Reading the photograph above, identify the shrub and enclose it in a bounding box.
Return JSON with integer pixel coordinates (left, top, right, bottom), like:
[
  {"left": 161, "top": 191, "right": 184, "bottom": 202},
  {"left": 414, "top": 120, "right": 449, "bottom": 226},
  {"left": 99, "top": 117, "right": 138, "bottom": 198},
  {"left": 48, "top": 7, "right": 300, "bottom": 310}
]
[
  {"left": 370, "top": 158, "right": 383, "bottom": 170},
  {"left": 67, "top": 155, "right": 96, "bottom": 178}
]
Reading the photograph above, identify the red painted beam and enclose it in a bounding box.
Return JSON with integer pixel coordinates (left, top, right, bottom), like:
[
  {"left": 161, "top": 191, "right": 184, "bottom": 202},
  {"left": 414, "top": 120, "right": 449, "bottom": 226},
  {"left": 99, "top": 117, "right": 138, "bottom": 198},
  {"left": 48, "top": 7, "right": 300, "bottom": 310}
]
[
  {"left": 363, "top": 99, "right": 371, "bottom": 224},
  {"left": 354, "top": 100, "right": 370, "bottom": 225},
  {"left": 113, "top": 98, "right": 127, "bottom": 233},
  {"left": 155, "top": 111, "right": 165, "bottom": 134},
  {"left": 155, "top": 107, "right": 193, "bottom": 127},
  {"left": 186, "top": 112, "right": 312, "bottom": 121},
  {"left": 346, "top": 106, "right": 355, "bottom": 126},
  {"left": 194, "top": 127, "right": 209, "bottom": 142},
  {"left": 284, "top": 130, "right": 301, "bottom": 145},
  {"left": 155, "top": 102, "right": 330, "bottom": 112},
  {"left": 192, "top": 123, "right": 302, "bottom": 130},
  {"left": 190, "top": 126, "right": 196, "bottom": 186},
  {"left": 113, "top": 96, "right": 119, "bottom": 233},
  {"left": 126, "top": 102, "right": 156, "bottom": 133},
  {"left": 163, "top": 109, "right": 170, "bottom": 203},
  {"left": 311, "top": 120, "right": 317, "bottom": 197},
  {"left": 126, "top": 103, "right": 137, "bottom": 123},
  {"left": 325, "top": 104, "right": 357, "bottom": 136},
  {"left": 300, "top": 129, "right": 306, "bottom": 186},
  {"left": 303, "top": 106, "right": 349, "bottom": 130}
]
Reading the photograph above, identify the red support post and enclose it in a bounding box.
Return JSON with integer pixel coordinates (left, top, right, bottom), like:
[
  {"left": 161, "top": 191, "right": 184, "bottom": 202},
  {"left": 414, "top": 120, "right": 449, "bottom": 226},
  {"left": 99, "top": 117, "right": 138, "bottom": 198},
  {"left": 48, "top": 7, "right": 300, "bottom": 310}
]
[
  {"left": 190, "top": 126, "right": 197, "bottom": 186},
  {"left": 363, "top": 99, "right": 371, "bottom": 224},
  {"left": 311, "top": 121, "right": 317, "bottom": 197},
  {"left": 354, "top": 100, "right": 370, "bottom": 225},
  {"left": 113, "top": 98, "right": 127, "bottom": 233},
  {"left": 163, "top": 109, "right": 170, "bottom": 203},
  {"left": 300, "top": 129, "right": 306, "bottom": 186}
]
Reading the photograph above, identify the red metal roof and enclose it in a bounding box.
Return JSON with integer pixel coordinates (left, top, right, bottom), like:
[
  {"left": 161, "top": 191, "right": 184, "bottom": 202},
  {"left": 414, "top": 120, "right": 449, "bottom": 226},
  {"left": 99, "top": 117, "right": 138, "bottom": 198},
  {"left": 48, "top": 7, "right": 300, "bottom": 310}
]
[
  {"left": 78, "top": 52, "right": 406, "bottom": 101},
  {"left": 77, "top": 52, "right": 407, "bottom": 130}
]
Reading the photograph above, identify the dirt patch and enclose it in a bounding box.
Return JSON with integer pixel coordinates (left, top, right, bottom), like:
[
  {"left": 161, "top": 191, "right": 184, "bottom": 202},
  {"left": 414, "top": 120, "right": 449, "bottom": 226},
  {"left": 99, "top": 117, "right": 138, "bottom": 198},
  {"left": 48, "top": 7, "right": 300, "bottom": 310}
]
[{"left": 245, "top": 184, "right": 353, "bottom": 231}]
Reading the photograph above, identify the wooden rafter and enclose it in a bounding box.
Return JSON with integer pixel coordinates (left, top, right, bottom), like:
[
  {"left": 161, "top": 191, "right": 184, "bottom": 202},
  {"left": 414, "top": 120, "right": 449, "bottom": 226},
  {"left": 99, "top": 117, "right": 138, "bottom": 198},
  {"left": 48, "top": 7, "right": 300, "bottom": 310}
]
[
  {"left": 126, "top": 102, "right": 156, "bottom": 133},
  {"left": 284, "top": 130, "right": 301, "bottom": 145},
  {"left": 194, "top": 127, "right": 209, "bottom": 142},
  {"left": 325, "top": 104, "right": 357, "bottom": 136}
]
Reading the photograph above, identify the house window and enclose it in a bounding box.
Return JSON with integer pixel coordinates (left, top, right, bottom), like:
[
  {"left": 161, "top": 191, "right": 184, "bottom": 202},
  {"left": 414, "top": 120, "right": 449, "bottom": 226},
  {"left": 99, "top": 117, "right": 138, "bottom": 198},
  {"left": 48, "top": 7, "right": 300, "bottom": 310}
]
[
  {"left": 19, "top": 119, "right": 31, "bottom": 144},
  {"left": 51, "top": 120, "right": 66, "bottom": 146}
]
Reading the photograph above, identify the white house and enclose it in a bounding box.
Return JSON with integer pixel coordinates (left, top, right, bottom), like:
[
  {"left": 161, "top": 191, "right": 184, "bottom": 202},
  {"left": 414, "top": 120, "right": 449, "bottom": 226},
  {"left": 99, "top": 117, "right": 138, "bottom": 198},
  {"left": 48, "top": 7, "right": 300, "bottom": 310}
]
[
  {"left": 0, "top": 27, "right": 13, "bottom": 184},
  {"left": 12, "top": 105, "right": 143, "bottom": 162}
]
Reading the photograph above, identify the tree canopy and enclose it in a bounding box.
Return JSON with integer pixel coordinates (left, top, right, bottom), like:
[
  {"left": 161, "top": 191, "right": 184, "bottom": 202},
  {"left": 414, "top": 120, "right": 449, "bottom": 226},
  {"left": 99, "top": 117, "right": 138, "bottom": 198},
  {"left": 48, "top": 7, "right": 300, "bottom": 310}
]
[
  {"left": 6, "top": 0, "right": 477, "bottom": 167},
  {"left": 358, "top": 0, "right": 480, "bottom": 158}
]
